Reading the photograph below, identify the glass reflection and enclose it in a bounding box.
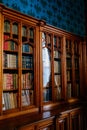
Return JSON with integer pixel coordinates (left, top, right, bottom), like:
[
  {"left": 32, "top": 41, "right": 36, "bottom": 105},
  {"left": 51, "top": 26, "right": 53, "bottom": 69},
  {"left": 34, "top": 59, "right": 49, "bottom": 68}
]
[{"left": 42, "top": 33, "right": 51, "bottom": 88}]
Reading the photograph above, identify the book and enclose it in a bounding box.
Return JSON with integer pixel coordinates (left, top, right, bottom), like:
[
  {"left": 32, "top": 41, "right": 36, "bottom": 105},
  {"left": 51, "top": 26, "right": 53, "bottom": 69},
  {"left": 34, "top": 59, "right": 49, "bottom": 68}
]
[
  {"left": 12, "top": 23, "right": 18, "bottom": 35},
  {"left": 4, "top": 34, "right": 9, "bottom": 41},
  {"left": 22, "top": 44, "right": 33, "bottom": 53},
  {"left": 4, "top": 20, "right": 10, "bottom": 33},
  {"left": 22, "top": 55, "right": 33, "bottom": 69},
  {"left": 4, "top": 40, "right": 18, "bottom": 51},
  {"left": 22, "top": 90, "right": 30, "bottom": 106},
  {"left": 25, "top": 90, "right": 30, "bottom": 105},
  {"left": 2, "top": 94, "right": 6, "bottom": 110},
  {"left": 22, "top": 73, "right": 33, "bottom": 89},
  {"left": 54, "top": 60, "right": 61, "bottom": 73},
  {"left": 22, "top": 26, "right": 27, "bottom": 37},
  {"left": 54, "top": 51, "right": 60, "bottom": 59},
  {"left": 3, "top": 93, "right": 9, "bottom": 109},
  {"left": 54, "top": 75, "right": 61, "bottom": 87},
  {"left": 3, "top": 73, "right": 18, "bottom": 90},
  {"left": 67, "top": 70, "right": 71, "bottom": 81},
  {"left": 3, "top": 53, "right": 18, "bottom": 68},
  {"left": 22, "top": 90, "right": 29, "bottom": 106},
  {"left": 54, "top": 86, "right": 61, "bottom": 101}
]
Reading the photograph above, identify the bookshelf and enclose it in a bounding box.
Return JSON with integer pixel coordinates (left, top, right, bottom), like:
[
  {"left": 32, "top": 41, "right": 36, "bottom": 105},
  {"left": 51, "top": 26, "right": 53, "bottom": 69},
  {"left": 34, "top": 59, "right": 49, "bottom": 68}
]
[
  {"left": 66, "top": 39, "right": 72, "bottom": 98},
  {"left": 3, "top": 19, "right": 19, "bottom": 110},
  {"left": 41, "top": 25, "right": 82, "bottom": 105},
  {"left": 74, "top": 41, "right": 80, "bottom": 97},
  {"left": 22, "top": 25, "right": 34, "bottom": 107},
  {"left": 66, "top": 39, "right": 80, "bottom": 99},
  {"left": 0, "top": 5, "right": 39, "bottom": 114},
  {"left": 42, "top": 31, "right": 63, "bottom": 103},
  {"left": 53, "top": 35, "right": 62, "bottom": 101}
]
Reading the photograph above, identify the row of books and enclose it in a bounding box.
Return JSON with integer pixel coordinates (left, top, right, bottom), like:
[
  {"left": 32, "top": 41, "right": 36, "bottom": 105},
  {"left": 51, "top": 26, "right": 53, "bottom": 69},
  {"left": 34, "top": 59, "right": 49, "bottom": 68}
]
[
  {"left": 22, "top": 90, "right": 34, "bottom": 106},
  {"left": 43, "top": 88, "right": 52, "bottom": 102},
  {"left": 54, "top": 60, "right": 61, "bottom": 73},
  {"left": 67, "top": 83, "right": 72, "bottom": 98},
  {"left": 4, "top": 20, "right": 34, "bottom": 40},
  {"left": 53, "top": 36, "right": 61, "bottom": 48},
  {"left": 3, "top": 40, "right": 18, "bottom": 51},
  {"left": 3, "top": 53, "right": 33, "bottom": 69},
  {"left": 53, "top": 36, "right": 57, "bottom": 47},
  {"left": 67, "top": 70, "right": 71, "bottom": 81},
  {"left": 22, "top": 26, "right": 34, "bottom": 39},
  {"left": 29, "top": 28, "right": 34, "bottom": 39},
  {"left": 3, "top": 53, "right": 18, "bottom": 68},
  {"left": 54, "top": 86, "right": 61, "bottom": 101},
  {"left": 3, "top": 89, "right": 34, "bottom": 110},
  {"left": 54, "top": 75, "right": 61, "bottom": 87},
  {"left": 4, "top": 21, "right": 18, "bottom": 35},
  {"left": 3, "top": 73, "right": 18, "bottom": 90},
  {"left": 4, "top": 20, "right": 10, "bottom": 33},
  {"left": 3, "top": 92, "right": 17, "bottom": 110},
  {"left": 22, "top": 55, "right": 33, "bottom": 68},
  {"left": 54, "top": 50, "right": 61, "bottom": 59},
  {"left": 12, "top": 23, "right": 18, "bottom": 35},
  {"left": 22, "top": 73, "right": 33, "bottom": 89},
  {"left": 22, "top": 44, "right": 33, "bottom": 53},
  {"left": 67, "top": 83, "right": 80, "bottom": 98},
  {"left": 22, "top": 26, "right": 27, "bottom": 37}
]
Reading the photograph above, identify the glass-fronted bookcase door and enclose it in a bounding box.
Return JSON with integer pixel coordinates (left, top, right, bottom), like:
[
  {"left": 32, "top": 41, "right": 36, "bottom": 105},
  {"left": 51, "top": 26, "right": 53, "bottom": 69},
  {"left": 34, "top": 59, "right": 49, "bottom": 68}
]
[
  {"left": 66, "top": 38, "right": 80, "bottom": 99},
  {"left": 2, "top": 16, "right": 36, "bottom": 113},
  {"left": 53, "top": 35, "right": 62, "bottom": 101},
  {"left": 42, "top": 31, "right": 81, "bottom": 103},
  {"left": 42, "top": 32, "right": 52, "bottom": 102},
  {"left": 42, "top": 32, "right": 63, "bottom": 103},
  {"left": 22, "top": 25, "right": 34, "bottom": 107},
  {"left": 3, "top": 18, "right": 19, "bottom": 111}
]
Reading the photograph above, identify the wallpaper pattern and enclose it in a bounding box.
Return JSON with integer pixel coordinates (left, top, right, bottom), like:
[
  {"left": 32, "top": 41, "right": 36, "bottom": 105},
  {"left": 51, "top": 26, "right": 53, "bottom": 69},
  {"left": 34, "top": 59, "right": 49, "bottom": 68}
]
[{"left": 0, "top": 0, "right": 86, "bottom": 36}]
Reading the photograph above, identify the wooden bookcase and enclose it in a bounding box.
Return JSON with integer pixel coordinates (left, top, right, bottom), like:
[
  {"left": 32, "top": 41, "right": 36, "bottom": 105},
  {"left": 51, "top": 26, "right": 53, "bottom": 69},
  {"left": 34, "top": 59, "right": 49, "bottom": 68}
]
[
  {"left": 56, "top": 112, "right": 69, "bottom": 130},
  {"left": 0, "top": 4, "right": 86, "bottom": 130},
  {"left": 39, "top": 24, "right": 83, "bottom": 111},
  {"left": 0, "top": 4, "right": 40, "bottom": 115},
  {"left": 69, "top": 108, "right": 82, "bottom": 130},
  {"left": 56, "top": 108, "right": 82, "bottom": 130}
]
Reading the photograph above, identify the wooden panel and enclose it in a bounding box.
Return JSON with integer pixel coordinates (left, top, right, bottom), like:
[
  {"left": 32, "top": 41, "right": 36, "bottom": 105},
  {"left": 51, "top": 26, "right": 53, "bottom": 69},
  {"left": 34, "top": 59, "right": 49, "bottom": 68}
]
[
  {"left": 18, "top": 124, "right": 34, "bottom": 130},
  {"left": 70, "top": 109, "right": 82, "bottom": 130},
  {"left": 36, "top": 117, "right": 54, "bottom": 130},
  {"left": 56, "top": 113, "right": 69, "bottom": 130}
]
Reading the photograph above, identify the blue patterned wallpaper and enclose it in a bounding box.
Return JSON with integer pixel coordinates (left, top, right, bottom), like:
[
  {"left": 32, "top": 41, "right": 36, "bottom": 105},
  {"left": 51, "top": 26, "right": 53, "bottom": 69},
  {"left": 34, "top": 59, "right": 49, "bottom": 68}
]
[{"left": 0, "top": 0, "right": 86, "bottom": 36}]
